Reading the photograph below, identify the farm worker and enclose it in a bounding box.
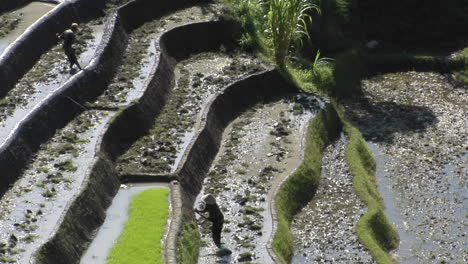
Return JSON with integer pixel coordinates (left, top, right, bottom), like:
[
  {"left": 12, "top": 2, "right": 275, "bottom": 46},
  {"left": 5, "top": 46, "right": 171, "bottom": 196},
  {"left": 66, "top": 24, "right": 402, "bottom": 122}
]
[
  {"left": 57, "top": 23, "right": 82, "bottom": 71},
  {"left": 195, "top": 193, "right": 224, "bottom": 247}
]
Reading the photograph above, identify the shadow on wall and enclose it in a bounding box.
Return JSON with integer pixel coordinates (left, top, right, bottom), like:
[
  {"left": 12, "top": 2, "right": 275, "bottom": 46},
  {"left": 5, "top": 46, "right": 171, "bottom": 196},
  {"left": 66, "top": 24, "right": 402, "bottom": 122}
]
[{"left": 346, "top": 98, "right": 437, "bottom": 143}]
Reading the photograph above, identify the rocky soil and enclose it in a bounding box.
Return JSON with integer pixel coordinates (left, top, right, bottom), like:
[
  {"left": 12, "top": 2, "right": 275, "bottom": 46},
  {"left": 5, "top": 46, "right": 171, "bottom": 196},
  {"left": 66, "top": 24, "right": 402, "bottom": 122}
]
[
  {"left": 0, "top": 19, "right": 103, "bottom": 124},
  {"left": 0, "top": 110, "right": 111, "bottom": 263},
  {"left": 0, "top": 3, "right": 223, "bottom": 264},
  {"left": 117, "top": 51, "right": 266, "bottom": 175},
  {"left": 344, "top": 71, "right": 467, "bottom": 264},
  {"left": 291, "top": 136, "right": 375, "bottom": 264},
  {"left": 196, "top": 94, "right": 321, "bottom": 263}
]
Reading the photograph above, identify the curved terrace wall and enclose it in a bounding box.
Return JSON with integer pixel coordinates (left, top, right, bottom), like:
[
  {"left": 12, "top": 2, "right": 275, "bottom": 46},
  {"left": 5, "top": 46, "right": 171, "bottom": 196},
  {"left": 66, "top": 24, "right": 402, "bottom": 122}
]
[
  {"left": 0, "top": 10, "right": 127, "bottom": 197},
  {"left": 175, "top": 70, "right": 298, "bottom": 212},
  {"left": 0, "top": 0, "right": 106, "bottom": 97},
  {"left": 0, "top": 0, "right": 206, "bottom": 198},
  {"left": 103, "top": 20, "right": 241, "bottom": 160},
  {"left": 33, "top": 6, "right": 242, "bottom": 264}
]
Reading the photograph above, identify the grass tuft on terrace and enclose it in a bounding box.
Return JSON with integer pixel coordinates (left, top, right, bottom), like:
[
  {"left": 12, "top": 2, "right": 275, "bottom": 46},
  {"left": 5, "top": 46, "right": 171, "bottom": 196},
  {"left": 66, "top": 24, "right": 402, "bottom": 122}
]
[
  {"left": 273, "top": 105, "right": 341, "bottom": 262},
  {"left": 107, "top": 188, "right": 169, "bottom": 264},
  {"left": 337, "top": 104, "right": 399, "bottom": 264}
]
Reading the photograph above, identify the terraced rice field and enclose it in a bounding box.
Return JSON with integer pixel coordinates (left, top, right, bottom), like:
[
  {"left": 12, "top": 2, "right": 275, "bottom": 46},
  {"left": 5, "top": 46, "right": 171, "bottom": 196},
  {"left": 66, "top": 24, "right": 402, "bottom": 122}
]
[{"left": 0, "top": 0, "right": 466, "bottom": 264}]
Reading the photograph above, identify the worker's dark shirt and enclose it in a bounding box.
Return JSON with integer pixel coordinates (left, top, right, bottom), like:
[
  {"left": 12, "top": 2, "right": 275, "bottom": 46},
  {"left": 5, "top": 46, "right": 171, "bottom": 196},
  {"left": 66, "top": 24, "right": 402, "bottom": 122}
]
[
  {"left": 60, "top": 29, "right": 75, "bottom": 49},
  {"left": 199, "top": 204, "right": 224, "bottom": 223}
]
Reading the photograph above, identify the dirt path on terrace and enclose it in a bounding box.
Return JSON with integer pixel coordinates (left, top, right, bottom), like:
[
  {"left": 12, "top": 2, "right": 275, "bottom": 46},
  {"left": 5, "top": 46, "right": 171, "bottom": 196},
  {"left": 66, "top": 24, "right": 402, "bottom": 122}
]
[
  {"left": 344, "top": 71, "right": 467, "bottom": 264},
  {"left": 196, "top": 94, "right": 322, "bottom": 263},
  {"left": 291, "top": 135, "right": 375, "bottom": 264}
]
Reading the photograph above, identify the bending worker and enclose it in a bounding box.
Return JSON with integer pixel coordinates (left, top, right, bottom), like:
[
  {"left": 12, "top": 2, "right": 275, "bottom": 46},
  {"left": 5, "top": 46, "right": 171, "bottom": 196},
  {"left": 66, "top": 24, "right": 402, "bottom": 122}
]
[
  {"left": 195, "top": 193, "right": 224, "bottom": 248},
  {"left": 57, "top": 23, "right": 82, "bottom": 71}
]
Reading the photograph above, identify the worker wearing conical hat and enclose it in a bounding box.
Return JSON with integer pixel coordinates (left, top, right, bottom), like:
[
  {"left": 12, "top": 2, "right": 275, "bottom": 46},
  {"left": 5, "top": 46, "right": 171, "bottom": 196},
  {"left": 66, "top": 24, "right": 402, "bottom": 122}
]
[{"left": 195, "top": 194, "right": 224, "bottom": 248}]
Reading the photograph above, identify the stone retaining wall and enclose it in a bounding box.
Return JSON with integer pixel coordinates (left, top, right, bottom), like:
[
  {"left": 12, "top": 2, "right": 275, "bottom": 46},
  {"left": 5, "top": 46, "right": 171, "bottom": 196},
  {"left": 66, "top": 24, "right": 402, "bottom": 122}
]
[
  {"left": 102, "top": 20, "right": 241, "bottom": 160},
  {"left": 0, "top": 0, "right": 106, "bottom": 97},
  {"left": 0, "top": 10, "right": 126, "bottom": 197},
  {"left": 29, "top": 2, "right": 231, "bottom": 263}
]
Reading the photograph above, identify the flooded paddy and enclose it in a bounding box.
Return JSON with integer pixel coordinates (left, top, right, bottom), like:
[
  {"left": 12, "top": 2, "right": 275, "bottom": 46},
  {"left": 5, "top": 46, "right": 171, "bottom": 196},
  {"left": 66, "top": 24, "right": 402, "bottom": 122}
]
[
  {"left": 0, "top": 19, "right": 104, "bottom": 135},
  {"left": 344, "top": 71, "right": 467, "bottom": 264},
  {"left": 80, "top": 183, "right": 170, "bottom": 264},
  {"left": 197, "top": 94, "right": 321, "bottom": 263},
  {"left": 117, "top": 51, "right": 265, "bottom": 175},
  {"left": 0, "top": 2, "right": 56, "bottom": 55},
  {"left": 291, "top": 135, "right": 375, "bottom": 264},
  {"left": 0, "top": 110, "right": 112, "bottom": 264},
  {"left": 93, "top": 5, "right": 222, "bottom": 108}
]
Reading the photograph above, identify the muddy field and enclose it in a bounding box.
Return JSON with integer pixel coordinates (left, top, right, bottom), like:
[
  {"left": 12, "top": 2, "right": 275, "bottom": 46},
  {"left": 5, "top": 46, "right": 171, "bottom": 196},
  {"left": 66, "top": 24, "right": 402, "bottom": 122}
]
[
  {"left": 117, "top": 51, "right": 266, "bottom": 175},
  {"left": 344, "top": 71, "right": 467, "bottom": 264},
  {"left": 0, "top": 110, "right": 111, "bottom": 263},
  {"left": 291, "top": 136, "right": 375, "bottom": 264},
  {"left": 0, "top": 0, "right": 467, "bottom": 264},
  {"left": 197, "top": 94, "right": 321, "bottom": 263},
  {"left": 0, "top": 2, "right": 56, "bottom": 55}
]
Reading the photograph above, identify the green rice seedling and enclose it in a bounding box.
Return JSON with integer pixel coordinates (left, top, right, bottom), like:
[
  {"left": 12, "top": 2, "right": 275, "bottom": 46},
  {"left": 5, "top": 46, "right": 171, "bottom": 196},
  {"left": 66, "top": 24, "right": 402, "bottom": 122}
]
[{"left": 107, "top": 188, "right": 169, "bottom": 264}]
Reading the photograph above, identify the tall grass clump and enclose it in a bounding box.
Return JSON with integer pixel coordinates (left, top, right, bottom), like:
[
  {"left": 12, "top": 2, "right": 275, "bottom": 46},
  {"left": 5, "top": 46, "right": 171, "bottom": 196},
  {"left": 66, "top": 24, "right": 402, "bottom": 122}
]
[
  {"left": 107, "top": 188, "right": 169, "bottom": 264},
  {"left": 336, "top": 104, "right": 399, "bottom": 264},
  {"left": 176, "top": 222, "right": 201, "bottom": 264},
  {"left": 268, "top": 0, "right": 320, "bottom": 66},
  {"left": 273, "top": 105, "right": 341, "bottom": 263}
]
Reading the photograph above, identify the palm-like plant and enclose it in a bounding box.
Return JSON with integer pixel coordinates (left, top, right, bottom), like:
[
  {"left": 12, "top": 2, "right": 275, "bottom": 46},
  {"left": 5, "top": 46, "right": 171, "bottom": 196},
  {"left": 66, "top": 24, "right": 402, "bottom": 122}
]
[{"left": 268, "top": 0, "right": 320, "bottom": 66}]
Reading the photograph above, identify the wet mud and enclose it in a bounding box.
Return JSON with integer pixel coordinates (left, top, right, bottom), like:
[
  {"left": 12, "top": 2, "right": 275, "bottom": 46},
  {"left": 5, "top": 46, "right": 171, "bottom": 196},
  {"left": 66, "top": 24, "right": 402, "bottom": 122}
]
[
  {"left": 196, "top": 94, "right": 320, "bottom": 263},
  {"left": 5, "top": 0, "right": 461, "bottom": 264},
  {"left": 291, "top": 135, "right": 375, "bottom": 264},
  {"left": 0, "top": 19, "right": 104, "bottom": 129},
  {"left": 117, "top": 51, "right": 265, "bottom": 175},
  {"left": 0, "top": 2, "right": 56, "bottom": 55},
  {"left": 80, "top": 184, "right": 170, "bottom": 264},
  {"left": 0, "top": 110, "right": 112, "bottom": 263},
  {"left": 93, "top": 5, "right": 222, "bottom": 108},
  {"left": 344, "top": 71, "right": 467, "bottom": 264}
]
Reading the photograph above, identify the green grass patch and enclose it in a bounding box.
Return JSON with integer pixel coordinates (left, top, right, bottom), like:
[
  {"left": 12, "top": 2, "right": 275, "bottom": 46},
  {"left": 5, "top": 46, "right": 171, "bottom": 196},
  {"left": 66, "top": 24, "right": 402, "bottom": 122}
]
[
  {"left": 176, "top": 222, "right": 201, "bottom": 264},
  {"left": 272, "top": 105, "right": 341, "bottom": 263},
  {"left": 107, "top": 188, "right": 169, "bottom": 264},
  {"left": 336, "top": 103, "right": 399, "bottom": 264}
]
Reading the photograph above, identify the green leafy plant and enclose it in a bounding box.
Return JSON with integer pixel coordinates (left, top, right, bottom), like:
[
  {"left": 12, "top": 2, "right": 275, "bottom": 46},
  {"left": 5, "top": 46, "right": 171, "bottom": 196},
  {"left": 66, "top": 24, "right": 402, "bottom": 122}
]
[{"left": 268, "top": 0, "right": 320, "bottom": 66}]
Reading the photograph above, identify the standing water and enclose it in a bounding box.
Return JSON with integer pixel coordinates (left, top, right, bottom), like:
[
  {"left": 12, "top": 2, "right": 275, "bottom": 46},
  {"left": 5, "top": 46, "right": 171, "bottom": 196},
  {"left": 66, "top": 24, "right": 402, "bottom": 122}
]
[
  {"left": 0, "top": 2, "right": 56, "bottom": 55},
  {"left": 80, "top": 183, "right": 170, "bottom": 264}
]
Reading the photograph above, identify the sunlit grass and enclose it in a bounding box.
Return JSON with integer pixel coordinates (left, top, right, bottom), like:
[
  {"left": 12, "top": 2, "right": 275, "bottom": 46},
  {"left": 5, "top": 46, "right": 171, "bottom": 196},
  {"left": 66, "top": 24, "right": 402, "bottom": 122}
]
[
  {"left": 336, "top": 104, "right": 399, "bottom": 264},
  {"left": 268, "top": 0, "right": 319, "bottom": 66},
  {"left": 107, "top": 188, "right": 170, "bottom": 264},
  {"left": 273, "top": 105, "right": 341, "bottom": 263}
]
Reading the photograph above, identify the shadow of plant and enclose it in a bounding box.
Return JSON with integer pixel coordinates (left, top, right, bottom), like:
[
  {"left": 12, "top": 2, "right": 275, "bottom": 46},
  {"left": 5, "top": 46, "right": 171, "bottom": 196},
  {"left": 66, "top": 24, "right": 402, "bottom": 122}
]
[{"left": 345, "top": 99, "right": 437, "bottom": 143}]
